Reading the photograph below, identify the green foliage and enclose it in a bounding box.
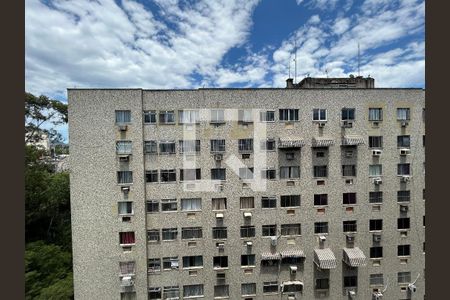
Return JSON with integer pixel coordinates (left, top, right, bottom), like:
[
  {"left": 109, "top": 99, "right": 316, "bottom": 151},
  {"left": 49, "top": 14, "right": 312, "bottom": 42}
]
[{"left": 25, "top": 241, "right": 73, "bottom": 300}]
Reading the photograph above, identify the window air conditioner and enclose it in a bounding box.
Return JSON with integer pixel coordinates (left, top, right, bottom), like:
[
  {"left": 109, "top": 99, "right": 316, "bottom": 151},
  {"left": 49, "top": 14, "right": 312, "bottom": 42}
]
[
  {"left": 372, "top": 149, "right": 382, "bottom": 156},
  {"left": 243, "top": 212, "right": 252, "bottom": 218},
  {"left": 401, "top": 121, "right": 409, "bottom": 127},
  {"left": 246, "top": 241, "right": 253, "bottom": 247},
  {"left": 121, "top": 276, "right": 134, "bottom": 287},
  {"left": 345, "top": 151, "right": 354, "bottom": 158},
  {"left": 319, "top": 235, "right": 327, "bottom": 243},
  {"left": 342, "top": 121, "right": 353, "bottom": 128},
  {"left": 401, "top": 176, "right": 410, "bottom": 183},
  {"left": 217, "top": 243, "right": 225, "bottom": 250},
  {"left": 373, "top": 177, "right": 382, "bottom": 185},
  {"left": 216, "top": 184, "right": 224, "bottom": 192},
  {"left": 373, "top": 291, "right": 383, "bottom": 299},
  {"left": 118, "top": 125, "right": 128, "bottom": 131},
  {"left": 348, "top": 290, "right": 356, "bottom": 298},
  {"left": 408, "top": 283, "right": 417, "bottom": 292},
  {"left": 121, "top": 186, "right": 130, "bottom": 193},
  {"left": 346, "top": 234, "right": 355, "bottom": 242},
  {"left": 286, "top": 153, "right": 295, "bottom": 160},
  {"left": 287, "top": 296, "right": 296, "bottom": 300},
  {"left": 290, "top": 265, "right": 297, "bottom": 274},
  {"left": 270, "top": 236, "right": 278, "bottom": 246},
  {"left": 400, "top": 205, "right": 409, "bottom": 212},
  {"left": 318, "top": 122, "right": 326, "bottom": 128},
  {"left": 399, "top": 148, "right": 410, "bottom": 155},
  {"left": 214, "top": 154, "right": 223, "bottom": 161},
  {"left": 373, "top": 233, "right": 381, "bottom": 242},
  {"left": 215, "top": 213, "right": 224, "bottom": 219}
]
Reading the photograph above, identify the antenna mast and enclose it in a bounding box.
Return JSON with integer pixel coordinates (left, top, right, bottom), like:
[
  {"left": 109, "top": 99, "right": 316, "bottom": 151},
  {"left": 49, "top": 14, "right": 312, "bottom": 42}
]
[
  {"left": 358, "top": 42, "right": 360, "bottom": 76},
  {"left": 294, "top": 38, "right": 297, "bottom": 84},
  {"left": 288, "top": 56, "right": 291, "bottom": 79}
]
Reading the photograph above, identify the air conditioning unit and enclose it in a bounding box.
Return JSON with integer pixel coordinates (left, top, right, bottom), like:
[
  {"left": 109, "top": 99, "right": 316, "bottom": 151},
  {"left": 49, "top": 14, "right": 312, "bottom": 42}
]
[
  {"left": 217, "top": 243, "right": 225, "bottom": 250},
  {"left": 121, "top": 276, "right": 134, "bottom": 287},
  {"left": 319, "top": 235, "right": 326, "bottom": 243},
  {"left": 290, "top": 265, "right": 297, "bottom": 274},
  {"left": 270, "top": 236, "right": 278, "bottom": 246},
  {"left": 121, "top": 186, "right": 130, "bottom": 193},
  {"left": 287, "top": 296, "right": 296, "bottom": 300},
  {"left": 401, "top": 176, "right": 411, "bottom": 183},
  {"left": 372, "top": 121, "right": 379, "bottom": 127},
  {"left": 216, "top": 184, "right": 224, "bottom": 192},
  {"left": 373, "top": 177, "right": 382, "bottom": 185},
  {"left": 118, "top": 124, "right": 128, "bottom": 131},
  {"left": 243, "top": 212, "right": 252, "bottom": 218},
  {"left": 373, "top": 233, "right": 382, "bottom": 242},
  {"left": 318, "top": 122, "right": 326, "bottom": 128},
  {"left": 400, "top": 205, "right": 409, "bottom": 212},
  {"left": 408, "top": 283, "right": 417, "bottom": 292},
  {"left": 246, "top": 241, "right": 253, "bottom": 247},
  {"left": 401, "top": 121, "right": 409, "bottom": 127},
  {"left": 372, "top": 149, "right": 382, "bottom": 156},
  {"left": 373, "top": 291, "right": 383, "bottom": 299},
  {"left": 348, "top": 290, "right": 356, "bottom": 298},
  {"left": 286, "top": 153, "right": 295, "bottom": 160},
  {"left": 346, "top": 234, "right": 355, "bottom": 242},
  {"left": 341, "top": 121, "right": 353, "bottom": 128},
  {"left": 214, "top": 154, "right": 223, "bottom": 161},
  {"left": 345, "top": 151, "right": 354, "bottom": 158},
  {"left": 399, "top": 148, "right": 410, "bottom": 155},
  {"left": 215, "top": 213, "right": 224, "bottom": 219}
]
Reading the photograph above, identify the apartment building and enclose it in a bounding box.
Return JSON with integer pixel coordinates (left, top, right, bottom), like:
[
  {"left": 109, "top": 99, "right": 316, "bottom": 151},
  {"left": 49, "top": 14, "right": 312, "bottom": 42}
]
[{"left": 68, "top": 77, "right": 425, "bottom": 300}]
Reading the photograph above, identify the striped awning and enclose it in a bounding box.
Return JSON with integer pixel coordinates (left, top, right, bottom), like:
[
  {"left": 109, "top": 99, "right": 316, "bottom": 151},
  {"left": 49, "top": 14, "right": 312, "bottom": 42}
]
[
  {"left": 314, "top": 248, "right": 337, "bottom": 269},
  {"left": 281, "top": 280, "right": 304, "bottom": 287},
  {"left": 312, "top": 137, "right": 335, "bottom": 147},
  {"left": 343, "top": 247, "right": 366, "bottom": 267},
  {"left": 281, "top": 281, "right": 304, "bottom": 293},
  {"left": 278, "top": 137, "right": 306, "bottom": 148},
  {"left": 342, "top": 135, "right": 365, "bottom": 146},
  {"left": 280, "top": 250, "right": 305, "bottom": 258},
  {"left": 261, "top": 252, "right": 281, "bottom": 260}
]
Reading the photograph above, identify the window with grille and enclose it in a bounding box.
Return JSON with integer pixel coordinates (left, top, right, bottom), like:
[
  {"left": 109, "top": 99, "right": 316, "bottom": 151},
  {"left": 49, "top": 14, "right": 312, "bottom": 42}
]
[
  {"left": 342, "top": 165, "right": 356, "bottom": 176},
  {"left": 369, "top": 191, "right": 383, "bottom": 203},
  {"left": 163, "top": 286, "right": 179, "bottom": 299},
  {"left": 315, "top": 222, "right": 328, "bottom": 234},
  {"left": 343, "top": 193, "right": 357, "bottom": 205},
  {"left": 342, "top": 108, "right": 355, "bottom": 120},
  {"left": 116, "top": 141, "right": 132, "bottom": 154},
  {"left": 117, "top": 171, "right": 133, "bottom": 184},
  {"left": 115, "top": 110, "right": 131, "bottom": 123},
  {"left": 280, "top": 166, "right": 300, "bottom": 179},
  {"left": 262, "top": 225, "right": 277, "bottom": 237},
  {"left": 162, "top": 228, "right": 178, "bottom": 240},
  {"left": 314, "top": 194, "right": 328, "bottom": 206},
  {"left": 119, "top": 261, "right": 135, "bottom": 275},
  {"left": 146, "top": 170, "right": 158, "bottom": 183},
  {"left": 238, "top": 139, "right": 254, "bottom": 152},
  {"left": 369, "top": 274, "right": 384, "bottom": 286},
  {"left": 160, "top": 169, "right": 176, "bottom": 182},
  {"left": 161, "top": 199, "right": 177, "bottom": 212},
  {"left": 369, "top": 219, "right": 383, "bottom": 231},
  {"left": 260, "top": 111, "right": 275, "bottom": 122},
  {"left": 211, "top": 168, "right": 226, "bottom": 180},
  {"left": 210, "top": 139, "right": 226, "bottom": 153},
  {"left": 263, "top": 281, "right": 279, "bottom": 294},
  {"left": 397, "top": 190, "right": 411, "bottom": 202},
  {"left": 313, "top": 165, "right": 328, "bottom": 177},
  {"left": 343, "top": 220, "right": 357, "bottom": 232},
  {"left": 369, "top": 108, "right": 382, "bottom": 121},
  {"left": 262, "top": 196, "right": 276, "bottom": 208},
  {"left": 213, "top": 256, "right": 228, "bottom": 268},
  {"left": 281, "top": 224, "right": 301, "bottom": 236},
  {"left": 240, "top": 197, "right": 255, "bottom": 209},
  {"left": 182, "top": 256, "right": 203, "bottom": 268},
  {"left": 279, "top": 109, "right": 299, "bottom": 121},
  {"left": 144, "top": 141, "right": 157, "bottom": 154},
  {"left": 119, "top": 232, "right": 135, "bottom": 244},
  {"left": 179, "top": 140, "right": 200, "bottom": 153},
  {"left": 159, "top": 111, "right": 175, "bottom": 124},
  {"left": 240, "top": 226, "right": 255, "bottom": 238},
  {"left": 398, "top": 272, "right": 411, "bottom": 284},
  {"left": 370, "top": 247, "right": 383, "bottom": 258},
  {"left": 280, "top": 195, "right": 300, "bottom": 207},
  {"left": 212, "top": 227, "right": 227, "bottom": 239},
  {"left": 181, "top": 227, "right": 202, "bottom": 239},
  {"left": 212, "top": 198, "right": 227, "bottom": 210},
  {"left": 147, "top": 230, "right": 160, "bottom": 242},
  {"left": 148, "top": 258, "right": 161, "bottom": 273},
  {"left": 369, "top": 136, "right": 383, "bottom": 148},
  {"left": 143, "top": 110, "right": 156, "bottom": 124}
]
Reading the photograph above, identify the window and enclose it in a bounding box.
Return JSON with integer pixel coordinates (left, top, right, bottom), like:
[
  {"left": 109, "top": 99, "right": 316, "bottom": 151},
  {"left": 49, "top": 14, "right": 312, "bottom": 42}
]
[
  {"left": 281, "top": 224, "right": 301, "bottom": 236},
  {"left": 314, "top": 194, "right": 328, "bottom": 206},
  {"left": 181, "top": 227, "right": 202, "bottom": 240},
  {"left": 146, "top": 200, "right": 159, "bottom": 213},
  {"left": 163, "top": 257, "right": 179, "bottom": 270},
  {"left": 144, "top": 141, "right": 158, "bottom": 154},
  {"left": 343, "top": 275, "right": 357, "bottom": 288},
  {"left": 146, "top": 170, "right": 158, "bottom": 183},
  {"left": 147, "top": 230, "right": 160, "bottom": 242},
  {"left": 119, "top": 232, "right": 135, "bottom": 245},
  {"left": 120, "top": 292, "right": 136, "bottom": 300},
  {"left": 163, "top": 286, "right": 179, "bottom": 299},
  {"left": 262, "top": 196, "right": 277, "bottom": 208},
  {"left": 263, "top": 281, "right": 279, "bottom": 294},
  {"left": 369, "top": 108, "right": 382, "bottom": 121},
  {"left": 313, "top": 165, "right": 328, "bottom": 177},
  {"left": 213, "top": 256, "right": 228, "bottom": 269},
  {"left": 342, "top": 108, "right": 355, "bottom": 120},
  {"left": 369, "top": 164, "right": 382, "bottom": 177},
  {"left": 397, "top": 191, "right": 410, "bottom": 202},
  {"left": 261, "top": 139, "right": 276, "bottom": 151},
  {"left": 162, "top": 228, "right": 178, "bottom": 241},
  {"left": 240, "top": 197, "right": 255, "bottom": 209},
  {"left": 315, "top": 278, "right": 329, "bottom": 290},
  {"left": 211, "top": 139, "right": 226, "bottom": 152},
  {"left": 343, "top": 193, "right": 356, "bottom": 205},
  {"left": 279, "top": 109, "right": 299, "bottom": 121},
  {"left": 116, "top": 110, "right": 131, "bottom": 123},
  {"left": 369, "top": 191, "right": 383, "bottom": 203},
  {"left": 257, "top": 110, "right": 275, "bottom": 123},
  {"left": 180, "top": 169, "right": 201, "bottom": 181},
  {"left": 120, "top": 261, "right": 136, "bottom": 275},
  {"left": 118, "top": 202, "right": 133, "bottom": 215},
  {"left": 117, "top": 171, "right": 133, "bottom": 184},
  {"left": 182, "top": 256, "right": 203, "bottom": 269},
  {"left": 179, "top": 140, "right": 200, "bottom": 153},
  {"left": 214, "top": 285, "right": 229, "bottom": 298},
  {"left": 241, "top": 254, "right": 256, "bottom": 267},
  {"left": 239, "top": 167, "right": 254, "bottom": 180},
  {"left": 181, "top": 198, "right": 201, "bottom": 211},
  {"left": 262, "top": 168, "right": 276, "bottom": 179},
  {"left": 212, "top": 227, "right": 227, "bottom": 239},
  {"left": 178, "top": 110, "right": 199, "bottom": 124},
  {"left": 397, "top": 108, "right": 410, "bottom": 120},
  {"left": 211, "top": 168, "right": 226, "bottom": 180},
  {"left": 398, "top": 218, "right": 410, "bottom": 230},
  {"left": 313, "top": 109, "right": 327, "bottom": 121},
  {"left": 398, "top": 272, "right": 411, "bottom": 284},
  {"left": 240, "top": 226, "right": 256, "bottom": 238},
  {"left": 262, "top": 225, "right": 277, "bottom": 237},
  {"left": 161, "top": 199, "right": 177, "bottom": 212},
  {"left": 314, "top": 222, "right": 328, "bottom": 234},
  {"left": 116, "top": 141, "right": 132, "bottom": 154},
  {"left": 183, "top": 284, "right": 204, "bottom": 298},
  {"left": 370, "top": 247, "right": 383, "bottom": 258},
  {"left": 238, "top": 109, "right": 253, "bottom": 123},
  {"left": 212, "top": 198, "right": 227, "bottom": 210},
  {"left": 238, "top": 139, "right": 253, "bottom": 152},
  {"left": 398, "top": 245, "right": 411, "bottom": 256},
  {"left": 160, "top": 169, "right": 176, "bottom": 182},
  {"left": 148, "top": 258, "right": 161, "bottom": 273},
  {"left": 343, "top": 220, "right": 357, "bottom": 232},
  {"left": 369, "top": 136, "right": 383, "bottom": 148},
  {"left": 211, "top": 109, "right": 225, "bottom": 123},
  {"left": 370, "top": 274, "right": 384, "bottom": 286},
  {"left": 148, "top": 287, "right": 161, "bottom": 299},
  {"left": 316, "top": 151, "right": 325, "bottom": 158},
  {"left": 241, "top": 283, "right": 256, "bottom": 296},
  {"left": 159, "top": 141, "right": 176, "bottom": 154},
  {"left": 159, "top": 111, "right": 175, "bottom": 124},
  {"left": 280, "top": 195, "right": 301, "bottom": 207},
  {"left": 397, "top": 164, "right": 410, "bottom": 176},
  {"left": 397, "top": 135, "right": 411, "bottom": 148},
  {"left": 369, "top": 219, "right": 383, "bottom": 231},
  {"left": 143, "top": 110, "right": 157, "bottom": 124},
  {"left": 342, "top": 165, "right": 356, "bottom": 177},
  {"left": 280, "top": 166, "right": 300, "bottom": 179}
]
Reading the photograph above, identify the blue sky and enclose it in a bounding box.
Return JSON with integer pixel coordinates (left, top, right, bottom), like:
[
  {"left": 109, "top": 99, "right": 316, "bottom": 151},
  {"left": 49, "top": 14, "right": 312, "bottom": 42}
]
[{"left": 25, "top": 0, "right": 425, "bottom": 141}]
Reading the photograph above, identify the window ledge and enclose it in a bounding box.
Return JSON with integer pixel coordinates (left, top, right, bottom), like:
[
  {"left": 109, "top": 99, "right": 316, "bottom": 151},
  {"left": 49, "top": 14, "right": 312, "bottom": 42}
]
[
  {"left": 183, "top": 267, "right": 204, "bottom": 270},
  {"left": 119, "top": 243, "right": 135, "bottom": 247}
]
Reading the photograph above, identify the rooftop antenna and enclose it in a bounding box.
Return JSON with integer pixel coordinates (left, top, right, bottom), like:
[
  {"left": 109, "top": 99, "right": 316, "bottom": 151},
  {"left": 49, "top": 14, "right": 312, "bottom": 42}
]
[
  {"left": 358, "top": 42, "right": 361, "bottom": 76},
  {"left": 325, "top": 69, "right": 329, "bottom": 78},
  {"left": 294, "top": 38, "right": 297, "bottom": 84},
  {"left": 288, "top": 56, "right": 291, "bottom": 79}
]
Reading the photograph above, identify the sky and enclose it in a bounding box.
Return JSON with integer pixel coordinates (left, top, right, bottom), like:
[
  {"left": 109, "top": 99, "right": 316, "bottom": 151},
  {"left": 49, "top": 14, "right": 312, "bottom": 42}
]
[{"left": 25, "top": 0, "right": 425, "bottom": 141}]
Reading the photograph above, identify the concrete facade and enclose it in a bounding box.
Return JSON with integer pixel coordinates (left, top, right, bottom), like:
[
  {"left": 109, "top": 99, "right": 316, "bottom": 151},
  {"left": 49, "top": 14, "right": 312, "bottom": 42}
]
[{"left": 69, "top": 87, "right": 425, "bottom": 300}]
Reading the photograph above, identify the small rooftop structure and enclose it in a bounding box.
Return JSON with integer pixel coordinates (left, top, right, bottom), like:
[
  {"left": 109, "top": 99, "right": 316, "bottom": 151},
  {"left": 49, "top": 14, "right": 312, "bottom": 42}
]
[{"left": 286, "top": 75, "right": 375, "bottom": 89}]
